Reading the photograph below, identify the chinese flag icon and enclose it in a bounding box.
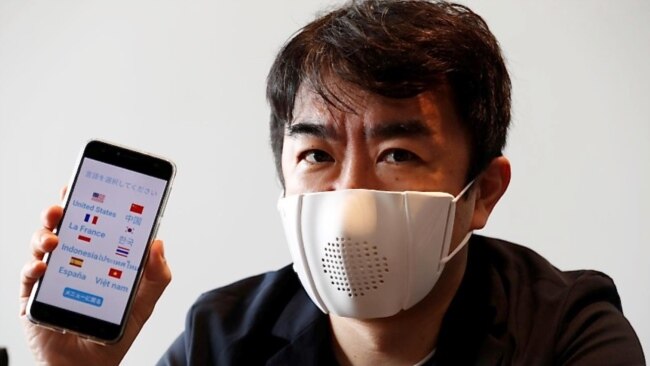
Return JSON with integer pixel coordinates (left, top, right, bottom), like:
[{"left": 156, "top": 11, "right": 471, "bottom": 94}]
[
  {"left": 108, "top": 268, "right": 123, "bottom": 279},
  {"left": 130, "top": 203, "right": 144, "bottom": 214}
]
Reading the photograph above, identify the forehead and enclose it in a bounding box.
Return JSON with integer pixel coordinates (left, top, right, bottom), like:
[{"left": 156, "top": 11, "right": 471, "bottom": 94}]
[{"left": 289, "top": 81, "right": 465, "bottom": 140}]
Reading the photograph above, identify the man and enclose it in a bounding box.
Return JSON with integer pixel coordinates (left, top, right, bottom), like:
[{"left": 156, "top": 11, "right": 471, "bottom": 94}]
[{"left": 20, "top": 0, "right": 644, "bottom": 365}]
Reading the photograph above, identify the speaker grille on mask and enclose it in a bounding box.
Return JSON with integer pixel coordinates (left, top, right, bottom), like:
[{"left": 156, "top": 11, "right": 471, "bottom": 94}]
[{"left": 321, "top": 237, "right": 389, "bottom": 297}]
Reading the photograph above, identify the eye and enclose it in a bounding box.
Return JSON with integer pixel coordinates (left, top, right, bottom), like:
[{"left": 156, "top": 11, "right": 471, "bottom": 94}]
[
  {"left": 379, "top": 149, "right": 421, "bottom": 164},
  {"left": 300, "top": 149, "right": 334, "bottom": 164}
]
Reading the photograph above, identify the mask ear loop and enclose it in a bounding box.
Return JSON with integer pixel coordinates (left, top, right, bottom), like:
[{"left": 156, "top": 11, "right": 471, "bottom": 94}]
[
  {"left": 440, "top": 231, "right": 472, "bottom": 264},
  {"left": 452, "top": 179, "right": 475, "bottom": 203},
  {"left": 442, "top": 179, "right": 476, "bottom": 264}
]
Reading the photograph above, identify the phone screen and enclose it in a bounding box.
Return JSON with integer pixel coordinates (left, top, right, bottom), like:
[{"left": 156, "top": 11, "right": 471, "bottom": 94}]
[
  {"left": 28, "top": 140, "right": 175, "bottom": 342},
  {"left": 35, "top": 157, "right": 168, "bottom": 324},
  {"left": 36, "top": 158, "right": 167, "bottom": 324}
]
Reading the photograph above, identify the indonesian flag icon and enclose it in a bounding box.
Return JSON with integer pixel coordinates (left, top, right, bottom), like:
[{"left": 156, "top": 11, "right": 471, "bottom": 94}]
[
  {"left": 130, "top": 203, "right": 144, "bottom": 214},
  {"left": 108, "top": 268, "right": 123, "bottom": 279},
  {"left": 78, "top": 235, "right": 91, "bottom": 243}
]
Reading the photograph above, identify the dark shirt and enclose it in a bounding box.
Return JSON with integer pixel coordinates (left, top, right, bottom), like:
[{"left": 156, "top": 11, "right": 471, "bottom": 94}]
[{"left": 158, "top": 235, "right": 645, "bottom": 365}]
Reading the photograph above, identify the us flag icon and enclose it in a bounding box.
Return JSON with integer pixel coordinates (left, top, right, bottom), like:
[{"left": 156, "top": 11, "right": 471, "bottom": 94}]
[{"left": 91, "top": 192, "right": 105, "bottom": 203}]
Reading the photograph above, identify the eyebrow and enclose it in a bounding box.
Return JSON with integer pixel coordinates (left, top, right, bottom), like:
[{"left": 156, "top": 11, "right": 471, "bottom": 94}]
[
  {"left": 286, "top": 122, "right": 336, "bottom": 139},
  {"left": 285, "top": 119, "right": 433, "bottom": 140},
  {"left": 366, "top": 119, "right": 433, "bottom": 140}
]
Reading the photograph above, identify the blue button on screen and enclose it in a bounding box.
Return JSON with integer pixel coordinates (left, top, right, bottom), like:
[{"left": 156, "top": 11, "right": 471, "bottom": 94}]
[{"left": 63, "top": 287, "right": 104, "bottom": 307}]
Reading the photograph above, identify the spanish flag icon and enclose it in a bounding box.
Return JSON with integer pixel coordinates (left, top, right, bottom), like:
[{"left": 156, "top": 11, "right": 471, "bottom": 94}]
[{"left": 69, "top": 257, "right": 84, "bottom": 268}]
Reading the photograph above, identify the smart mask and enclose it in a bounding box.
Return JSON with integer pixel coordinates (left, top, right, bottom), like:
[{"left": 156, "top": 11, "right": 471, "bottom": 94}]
[{"left": 277, "top": 183, "right": 473, "bottom": 319}]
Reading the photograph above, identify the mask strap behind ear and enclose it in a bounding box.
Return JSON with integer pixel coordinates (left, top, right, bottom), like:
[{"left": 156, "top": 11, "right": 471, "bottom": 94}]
[{"left": 452, "top": 179, "right": 475, "bottom": 202}]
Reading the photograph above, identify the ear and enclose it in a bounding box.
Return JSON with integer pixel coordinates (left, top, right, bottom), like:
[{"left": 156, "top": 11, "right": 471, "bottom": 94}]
[{"left": 470, "top": 156, "right": 511, "bottom": 230}]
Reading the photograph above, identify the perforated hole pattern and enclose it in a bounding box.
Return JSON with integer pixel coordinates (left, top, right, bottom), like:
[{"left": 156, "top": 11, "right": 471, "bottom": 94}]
[{"left": 321, "top": 237, "right": 389, "bottom": 297}]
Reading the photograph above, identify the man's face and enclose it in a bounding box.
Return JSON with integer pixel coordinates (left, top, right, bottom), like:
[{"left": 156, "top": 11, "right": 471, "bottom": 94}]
[
  {"left": 281, "top": 81, "right": 478, "bottom": 249},
  {"left": 281, "top": 82, "right": 471, "bottom": 198}
]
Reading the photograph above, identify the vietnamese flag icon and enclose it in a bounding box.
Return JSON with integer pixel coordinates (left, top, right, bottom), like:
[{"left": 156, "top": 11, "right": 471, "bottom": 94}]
[
  {"left": 108, "top": 268, "right": 123, "bottom": 279},
  {"left": 130, "top": 203, "right": 144, "bottom": 214}
]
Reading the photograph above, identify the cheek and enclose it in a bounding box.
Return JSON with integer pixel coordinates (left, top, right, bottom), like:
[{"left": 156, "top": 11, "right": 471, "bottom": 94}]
[
  {"left": 280, "top": 146, "right": 298, "bottom": 193},
  {"left": 280, "top": 141, "right": 314, "bottom": 196},
  {"left": 280, "top": 144, "right": 292, "bottom": 178},
  {"left": 281, "top": 137, "right": 304, "bottom": 176}
]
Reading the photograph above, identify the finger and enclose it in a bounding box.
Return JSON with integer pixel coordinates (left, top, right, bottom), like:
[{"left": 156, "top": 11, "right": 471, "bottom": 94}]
[
  {"left": 30, "top": 229, "right": 59, "bottom": 260},
  {"left": 41, "top": 205, "right": 63, "bottom": 231},
  {"left": 144, "top": 239, "right": 171, "bottom": 283},
  {"left": 19, "top": 260, "right": 47, "bottom": 314},
  {"left": 137, "top": 239, "right": 172, "bottom": 311},
  {"left": 121, "top": 240, "right": 172, "bottom": 343},
  {"left": 106, "top": 241, "right": 172, "bottom": 361}
]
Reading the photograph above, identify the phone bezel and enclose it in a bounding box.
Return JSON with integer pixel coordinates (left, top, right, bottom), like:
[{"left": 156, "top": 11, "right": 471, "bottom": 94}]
[{"left": 27, "top": 140, "right": 175, "bottom": 343}]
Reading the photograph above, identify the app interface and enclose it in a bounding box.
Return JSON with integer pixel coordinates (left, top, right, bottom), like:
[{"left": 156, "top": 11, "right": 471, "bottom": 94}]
[{"left": 36, "top": 158, "right": 167, "bottom": 324}]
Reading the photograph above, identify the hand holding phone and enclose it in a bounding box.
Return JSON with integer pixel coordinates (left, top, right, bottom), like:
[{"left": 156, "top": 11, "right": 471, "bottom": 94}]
[
  {"left": 20, "top": 140, "right": 175, "bottom": 364},
  {"left": 20, "top": 205, "right": 171, "bottom": 365}
]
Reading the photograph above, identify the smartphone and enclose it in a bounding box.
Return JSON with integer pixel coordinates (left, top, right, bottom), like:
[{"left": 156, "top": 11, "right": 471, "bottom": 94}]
[{"left": 27, "top": 140, "right": 176, "bottom": 344}]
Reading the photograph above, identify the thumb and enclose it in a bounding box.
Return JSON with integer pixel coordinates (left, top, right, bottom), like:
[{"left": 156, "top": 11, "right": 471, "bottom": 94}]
[
  {"left": 119, "top": 240, "right": 172, "bottom": 344},
  {"left": 143, "top": 239, "right": 172, "bottom": 285}
]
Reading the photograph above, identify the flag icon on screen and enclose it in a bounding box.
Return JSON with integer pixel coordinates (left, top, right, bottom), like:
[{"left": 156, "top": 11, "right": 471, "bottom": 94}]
[
  {"left": 91, "top": 192, "right": 105, "bottom": 203},
  {"left": 69, "top": 257, "right": 84, "bottom": 267},
  {"left": 115, "top": 245, "right": 130, "bottom": 257},
  {"left": 125, "top": 226, "right": 134, "bottom": 234},
  {"left": 130, "top": 203, "right": 144, "bottom": 214},
  {"left": 108, "top": 268, "right": 122, "bottom": 279},
  {"left": 84, "top": 214, "right": 98, "bottom": 225},
  {"left": 78, "top": 235, "right": 91, "bottom": 243}
]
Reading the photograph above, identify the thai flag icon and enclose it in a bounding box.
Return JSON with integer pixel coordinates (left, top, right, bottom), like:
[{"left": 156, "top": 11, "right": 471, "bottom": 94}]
[{"left": 115, "top": 245, "right": 130, "bottom": 257}]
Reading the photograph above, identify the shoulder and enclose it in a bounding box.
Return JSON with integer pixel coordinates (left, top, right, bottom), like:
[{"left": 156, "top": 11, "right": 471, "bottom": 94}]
[
  {"left": 471, "top": 235, "right": 619, "bottom": 303},
  {"left": 185, "top": 264, "right": 304, "bottom": 345},
  {"left": 189, "top": 264, "right": 301, "bottom": 322},
  {"left": 467, "top": 235, "right": 645, "bottom": 365},
  {"left": 158, "top": 265, "right": 311, "bottom": 365}
]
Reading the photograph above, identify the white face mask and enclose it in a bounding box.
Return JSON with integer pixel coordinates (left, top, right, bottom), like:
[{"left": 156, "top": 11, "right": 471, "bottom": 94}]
[{"left": 277, "top": 182, "right": 474, "bottom": 319}]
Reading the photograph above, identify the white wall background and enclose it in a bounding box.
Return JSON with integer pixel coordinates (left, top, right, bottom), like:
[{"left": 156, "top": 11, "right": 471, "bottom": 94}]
[{"left": 0, "top": 1, "right": 647, "bottom": 364}]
